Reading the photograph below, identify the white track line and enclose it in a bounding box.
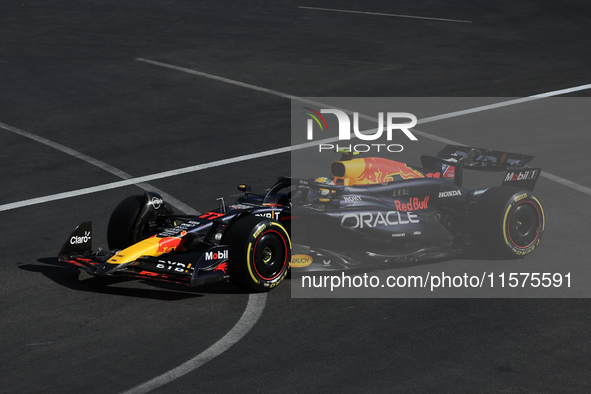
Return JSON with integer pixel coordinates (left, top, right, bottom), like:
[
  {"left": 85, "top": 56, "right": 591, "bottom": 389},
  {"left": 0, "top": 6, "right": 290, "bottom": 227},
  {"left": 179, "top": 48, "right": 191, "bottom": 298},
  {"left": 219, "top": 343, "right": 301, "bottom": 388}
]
[
  {"left": 2, "top": 120, "right": 269, "bottom": 394},
  {"left": 2, "top": 69, "right": 591, "bottom": 213},
  {"left": 0, "top": 122, "right": 199, "bottom": 215},
  {"left": 121, "top": 292, "right": 267, "bottom": 394},
  {"left": 0, "top": 145, "right": 293, "bottom": 212},
  {"left": 3, "top": 61, "right": 590, "bottom": 394},
  {"left": 540, "top": 172, "right": 591, "bottom": 196},
  {"left": 299, "top": 5, "right": 473, "bottom": 24},
  {"left": 417, "top": 86, "right": 591, "bottom": 124},
  {"left": 136, "top": 58, "right": 328, "bottom": 108},
  {"left": 136, "top": 59, "right": 591, "bottom": 196}
]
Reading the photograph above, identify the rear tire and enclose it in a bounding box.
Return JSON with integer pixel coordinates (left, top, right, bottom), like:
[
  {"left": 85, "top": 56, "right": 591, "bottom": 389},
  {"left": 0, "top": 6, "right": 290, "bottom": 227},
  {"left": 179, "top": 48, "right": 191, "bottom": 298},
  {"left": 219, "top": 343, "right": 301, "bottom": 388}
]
[
  {"left": 224, "top": 215, "right": 291, "bottom": 292},
  {"left": 471, "top": 186, "right": 545, "bottom": 258},
  {"left": 107, "top": 195, "right": 145, "bottom": 250}
]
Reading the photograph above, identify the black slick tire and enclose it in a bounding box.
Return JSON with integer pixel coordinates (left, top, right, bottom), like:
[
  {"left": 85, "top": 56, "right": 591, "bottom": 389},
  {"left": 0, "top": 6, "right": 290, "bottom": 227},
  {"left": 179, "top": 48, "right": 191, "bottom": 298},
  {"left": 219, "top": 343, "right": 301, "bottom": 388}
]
[
  {"left": 471, "top": 186, "right": 545, "bottom": 258},
  {"left": 224, "top": 215, "right": 291, "bottom": 292},
  {"left": 107, "top": 195, "right": 145, "bottom": 250}
]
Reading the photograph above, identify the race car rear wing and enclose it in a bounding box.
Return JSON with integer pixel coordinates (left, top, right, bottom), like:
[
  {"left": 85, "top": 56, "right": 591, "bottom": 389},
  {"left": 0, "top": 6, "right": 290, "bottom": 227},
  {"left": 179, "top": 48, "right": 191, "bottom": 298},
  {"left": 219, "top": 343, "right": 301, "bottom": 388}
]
[{"left": 421, "top": 145, "right": 541, "bottom": 190}]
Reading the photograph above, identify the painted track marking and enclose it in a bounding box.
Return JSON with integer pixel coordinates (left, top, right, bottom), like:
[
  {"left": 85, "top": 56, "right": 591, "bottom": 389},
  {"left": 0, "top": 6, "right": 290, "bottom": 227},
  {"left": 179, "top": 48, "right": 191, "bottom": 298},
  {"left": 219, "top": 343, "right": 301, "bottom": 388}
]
[
  {"left": 0, "top": 121, "right": 199, "bottom": 216},
  {"left": 136, "top": 59, "right": 591, "bottom": 196},
  {"left": 2, "top": 62, "right": 591, "bottom": 213},
  {"left": 121, "top": 293, "right": 267, "bottom": 394},
  {"left": 299, "top": 6, "right": 473, "bottom": 24},
  {"left": 2, "top": 59, "right": 590, "bottom": 394},
  {"left": 1, "top": 122, "right": 269, "bottom": 394},
  {"left": 0, "top": 144, "right": 292, "bottom": 212}
]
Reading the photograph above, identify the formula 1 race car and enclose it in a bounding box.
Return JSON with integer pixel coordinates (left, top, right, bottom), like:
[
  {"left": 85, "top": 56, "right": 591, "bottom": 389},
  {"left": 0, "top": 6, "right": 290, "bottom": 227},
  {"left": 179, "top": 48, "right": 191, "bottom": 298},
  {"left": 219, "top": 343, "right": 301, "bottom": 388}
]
[{"left": 58, "top": 145, "right": 545, "bottom": 292}]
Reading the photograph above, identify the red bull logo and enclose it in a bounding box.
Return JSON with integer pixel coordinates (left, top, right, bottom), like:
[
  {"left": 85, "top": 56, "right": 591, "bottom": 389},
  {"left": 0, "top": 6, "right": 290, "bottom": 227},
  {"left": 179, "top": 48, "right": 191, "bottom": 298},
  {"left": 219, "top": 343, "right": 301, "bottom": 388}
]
[
  {"left": 214, "top": 262, "right": 228, "bottom": 273},
  {"left": 357, "top": 158, "right": 424, "bottom": 184},
  {"left": 394, "top": 196, "right": 430, "bottom": 212},
  {"left": 156, "top": 231, "right": 188, "bottom": 254}
]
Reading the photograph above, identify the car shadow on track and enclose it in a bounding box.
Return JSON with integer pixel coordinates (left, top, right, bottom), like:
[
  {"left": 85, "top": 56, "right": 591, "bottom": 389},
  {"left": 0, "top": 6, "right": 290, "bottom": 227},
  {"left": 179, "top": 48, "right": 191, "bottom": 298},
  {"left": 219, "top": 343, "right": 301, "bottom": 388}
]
[{"left": 144, "top": 279, "right": 250, "bottom": 295}]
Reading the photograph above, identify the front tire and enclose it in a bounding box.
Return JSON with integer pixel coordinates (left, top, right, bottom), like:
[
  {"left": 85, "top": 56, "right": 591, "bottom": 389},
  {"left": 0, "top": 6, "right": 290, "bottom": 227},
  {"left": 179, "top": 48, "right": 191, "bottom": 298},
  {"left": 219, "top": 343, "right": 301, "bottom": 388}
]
[
  {"left": 224, "top": 215, "right": 291, "bottom": 292},
  {"left": 107, "top": 195, "right": 145, "bottom": 250},
  {"left": 471, "top": 186, "right": 545, "bottom": 258}
]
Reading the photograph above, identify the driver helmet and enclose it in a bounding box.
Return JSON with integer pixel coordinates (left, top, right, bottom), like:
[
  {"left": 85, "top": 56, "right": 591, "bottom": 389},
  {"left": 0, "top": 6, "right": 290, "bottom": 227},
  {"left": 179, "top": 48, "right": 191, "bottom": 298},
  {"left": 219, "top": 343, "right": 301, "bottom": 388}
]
[{"left": 314, "top": 177, "right": 334, "bottom": 185}]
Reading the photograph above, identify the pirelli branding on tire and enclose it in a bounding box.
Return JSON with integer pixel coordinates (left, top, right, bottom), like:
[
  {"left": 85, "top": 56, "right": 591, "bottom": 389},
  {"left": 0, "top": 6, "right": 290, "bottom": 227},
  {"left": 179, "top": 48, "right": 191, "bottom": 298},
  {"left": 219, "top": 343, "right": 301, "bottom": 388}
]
[
  {"left": 226, "top": 216, "right": 291, "bottom": 292},
  {"left": 471, "top": 187, "right": 545, "bottom": 259}
]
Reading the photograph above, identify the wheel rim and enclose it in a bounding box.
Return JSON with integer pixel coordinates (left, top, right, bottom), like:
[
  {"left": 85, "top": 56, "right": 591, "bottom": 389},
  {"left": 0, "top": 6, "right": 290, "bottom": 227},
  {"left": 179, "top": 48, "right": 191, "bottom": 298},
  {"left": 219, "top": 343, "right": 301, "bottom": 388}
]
[
  {"left": 262, "top": 246, "right": 273, "bottom": 264},
  {"left": 508, "top": 202, "right": 541, "bottom": 248},
  {"left": 252, "top": 230, "right": 287, "bottom": 280}
]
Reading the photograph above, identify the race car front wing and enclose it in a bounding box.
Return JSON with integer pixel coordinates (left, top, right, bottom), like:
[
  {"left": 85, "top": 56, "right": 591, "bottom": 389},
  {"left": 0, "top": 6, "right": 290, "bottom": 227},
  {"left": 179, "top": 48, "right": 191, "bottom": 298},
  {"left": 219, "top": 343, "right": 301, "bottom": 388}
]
[{"left": 58, "top": 222, "right": 230, "bottom": 287}]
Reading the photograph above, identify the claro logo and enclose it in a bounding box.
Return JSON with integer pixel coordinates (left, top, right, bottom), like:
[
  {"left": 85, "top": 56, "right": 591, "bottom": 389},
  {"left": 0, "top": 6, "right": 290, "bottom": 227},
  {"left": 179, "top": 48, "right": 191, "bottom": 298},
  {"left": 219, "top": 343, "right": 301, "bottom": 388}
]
[
  {"left": 341, "top": 211, "right": 419, "bottom": 229},
  {"left": 70, "top": 231, "right": 91, "bottom": 245},
  {"left": 303, "top": 107, "right": 418, "bottom": 153}
]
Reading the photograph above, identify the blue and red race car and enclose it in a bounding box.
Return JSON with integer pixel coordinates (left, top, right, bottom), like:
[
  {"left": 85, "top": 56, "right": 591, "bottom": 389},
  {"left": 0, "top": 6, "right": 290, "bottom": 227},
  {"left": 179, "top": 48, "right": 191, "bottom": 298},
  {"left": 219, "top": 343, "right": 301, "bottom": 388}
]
[{"left": 59, "top": 145, "right": 544, "bottom": 292}]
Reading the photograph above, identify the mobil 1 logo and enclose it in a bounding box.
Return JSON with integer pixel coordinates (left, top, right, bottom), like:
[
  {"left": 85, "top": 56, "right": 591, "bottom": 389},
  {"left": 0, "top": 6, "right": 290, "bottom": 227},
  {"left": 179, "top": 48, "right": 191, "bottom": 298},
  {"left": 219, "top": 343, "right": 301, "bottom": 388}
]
[{"left": 502, "top": 167, "right": 541, "bottom": 190}]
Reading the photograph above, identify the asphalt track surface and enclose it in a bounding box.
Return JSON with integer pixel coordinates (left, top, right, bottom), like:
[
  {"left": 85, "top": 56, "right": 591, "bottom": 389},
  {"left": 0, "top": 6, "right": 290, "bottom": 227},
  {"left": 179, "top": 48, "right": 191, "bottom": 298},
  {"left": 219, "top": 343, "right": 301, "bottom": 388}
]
[{"left": 2, "top": 1, "right": 591, "bottom": 393}]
